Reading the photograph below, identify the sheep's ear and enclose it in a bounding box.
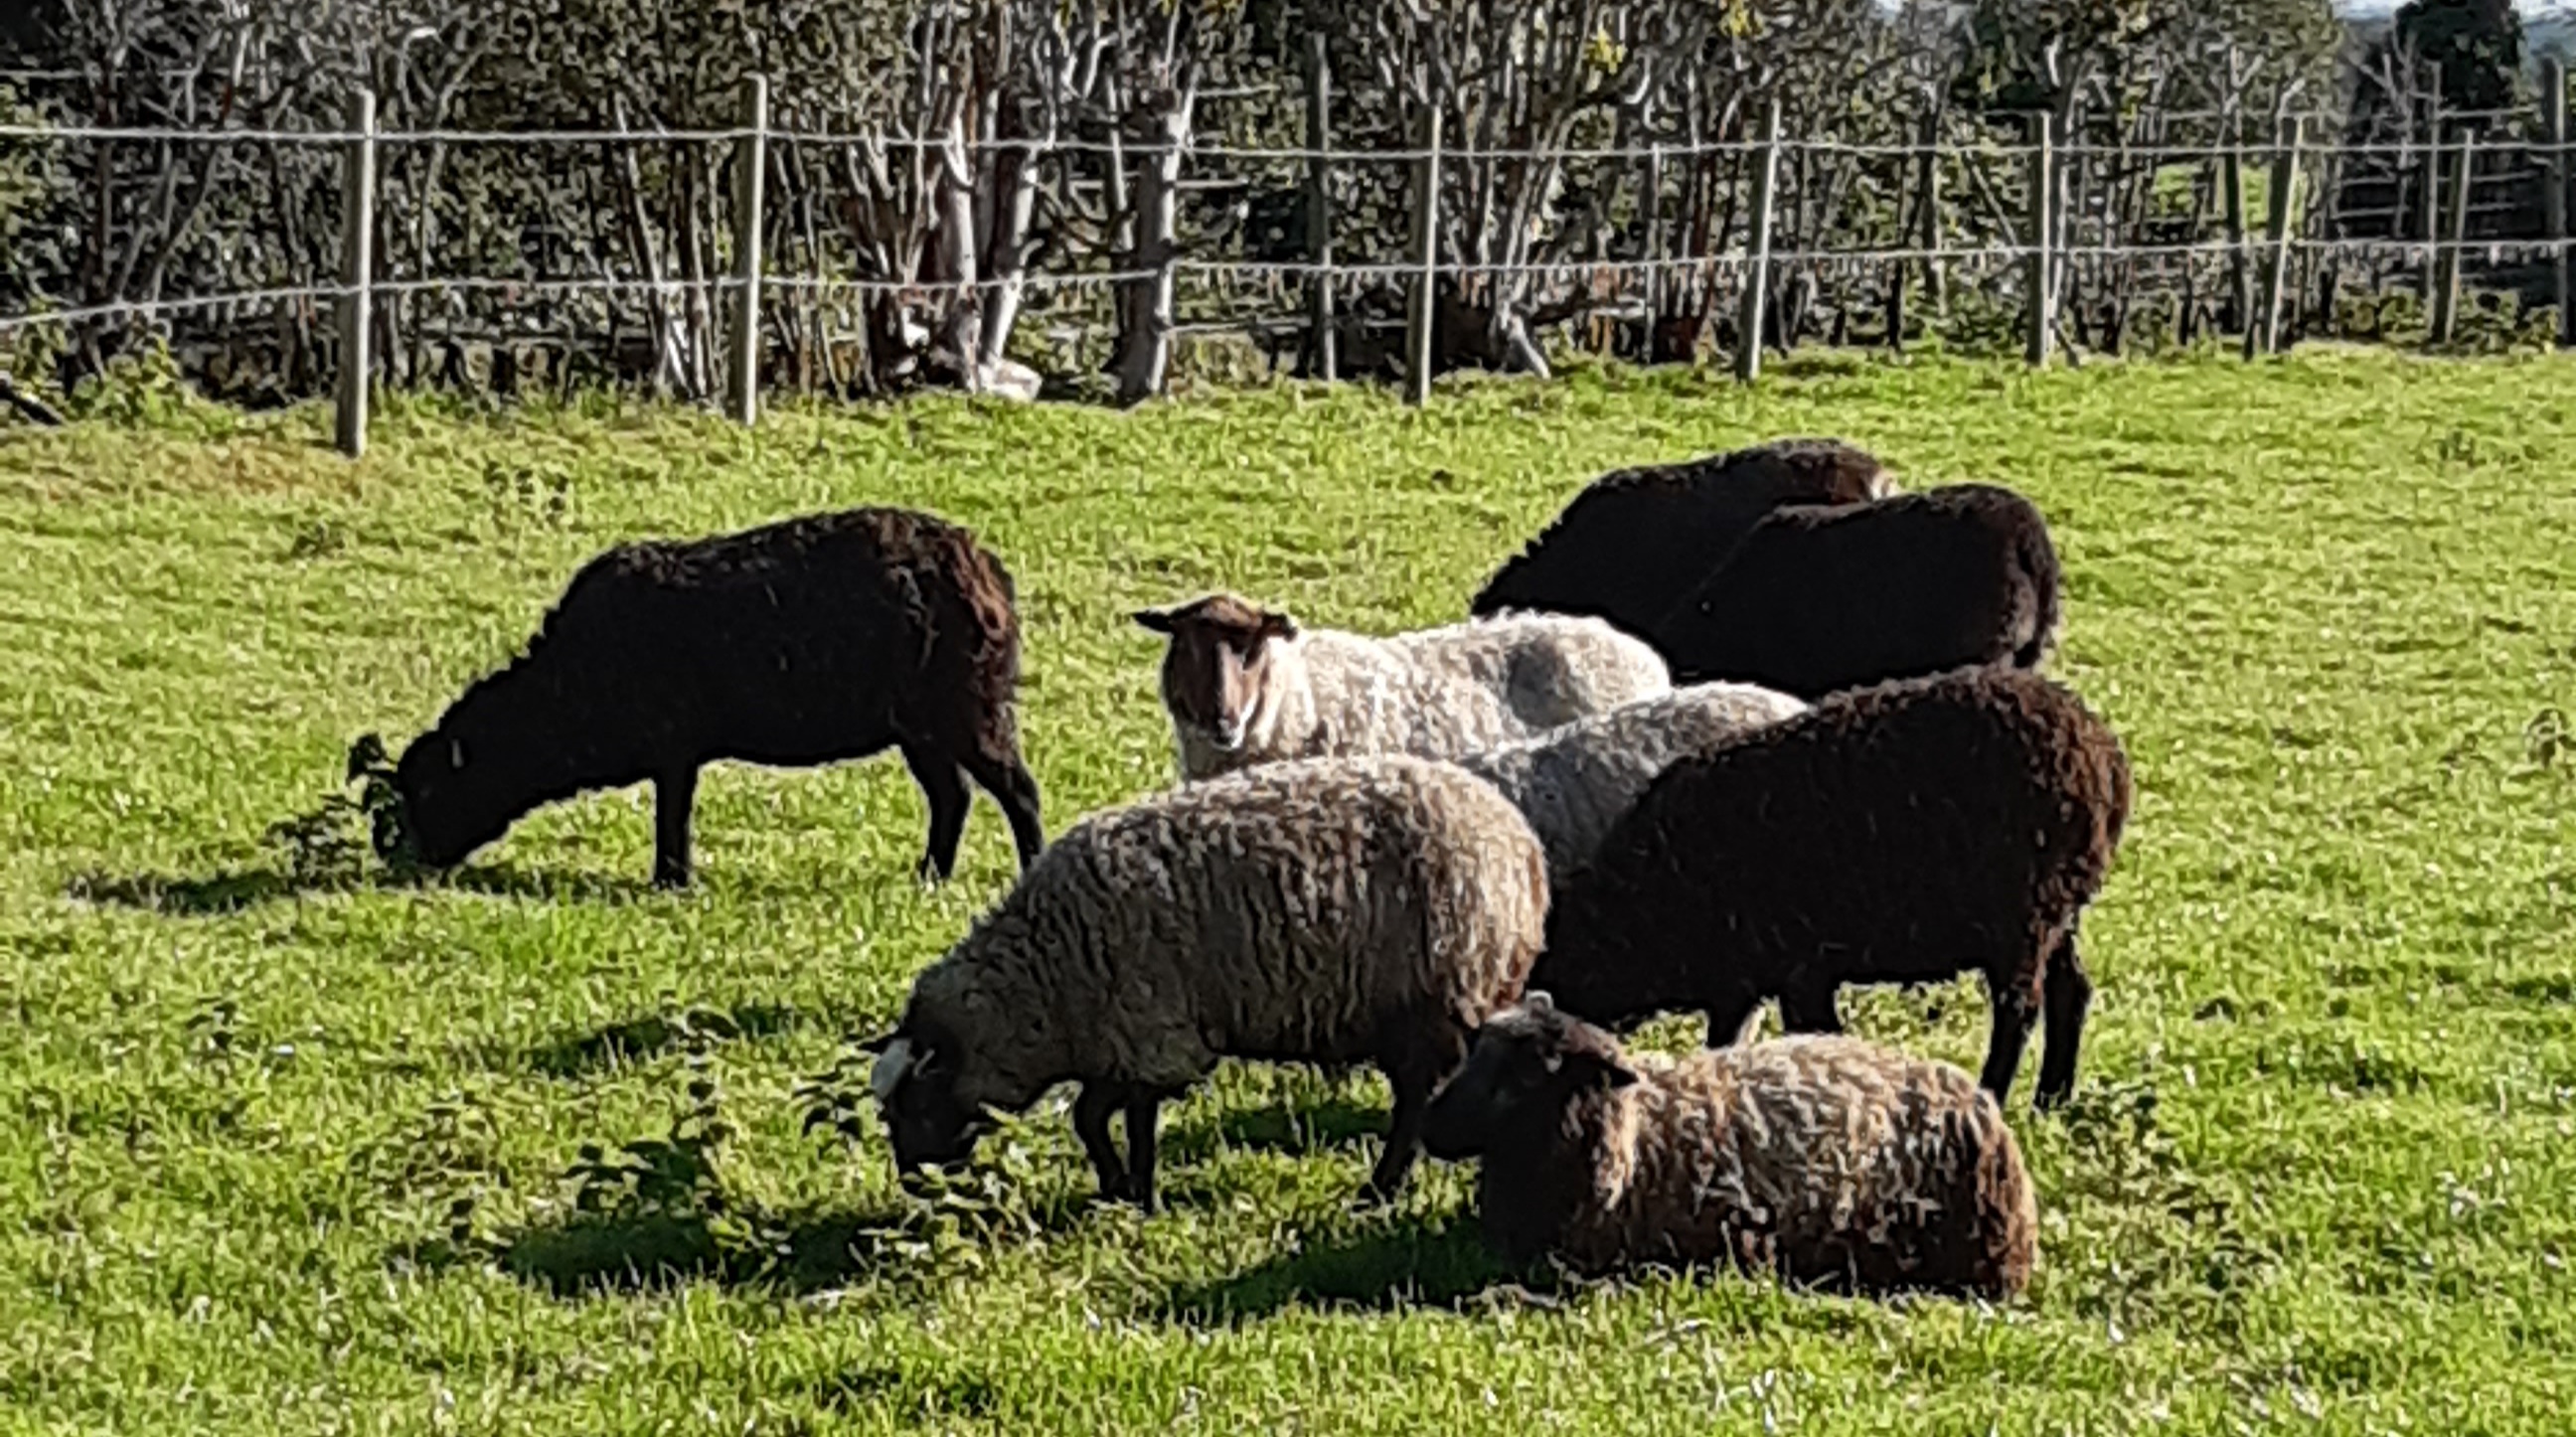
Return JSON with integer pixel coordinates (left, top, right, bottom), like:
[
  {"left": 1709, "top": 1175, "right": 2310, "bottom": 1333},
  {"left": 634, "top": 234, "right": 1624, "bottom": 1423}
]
[
  {"left": 1522, "top": 991, "right": 1556, "bottom": 1017},
  {"left": 1559, "top": 1050, "right": 1636, "bottom": 1091},
  {"left": 868, "top": 1036, "right": 916, "bottom": 1102},
  {"left": 1132, "top": 607, "right": 1178, "bottom": 634}
]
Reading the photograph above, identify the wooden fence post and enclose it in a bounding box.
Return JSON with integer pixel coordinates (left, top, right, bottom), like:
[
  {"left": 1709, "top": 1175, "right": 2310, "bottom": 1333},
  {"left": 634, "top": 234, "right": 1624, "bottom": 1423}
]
[
  {"left": 1406, "top": 104, "right": 1441, "bottom": 407},
  {"left": 335, "top": 88, "right": 376, "bottom": 459},
  {"left": 1643, "top": 140, "right": 1665, "bottom": 361},
  {"left": 2024, "top": 109, "right": 2054, "bottom": 368},
  {"left": 1734, "top": 100, "right": 1782, "bottom": 384},
  {"left": 2248, "top": 116, "right": 2302, "bottom": 359},
  {"left": 2431, "top": 128, "right": 2472, "bottom": 346},
  {"left": 1917, "top": 104, "right": 1947, "bottom": 314},
  {"left": 2222, "top": 112, "right": 2251, "bottom": 335},
  {"left": 2545, "top": 58, "right": 2570, "bottom": 348},
  {"left": 2418, "top": 68, "right": 2444, "bottom": 301},
  {"left": 1304, "top": 34, "right": 1337, "bottom": 383},
  {"left": 728, "top": 75, "right": 768, "bottom": 426}
]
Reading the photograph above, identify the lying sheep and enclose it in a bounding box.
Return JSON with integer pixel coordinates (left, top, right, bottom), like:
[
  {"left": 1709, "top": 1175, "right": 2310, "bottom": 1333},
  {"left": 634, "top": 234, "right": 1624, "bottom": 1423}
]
[
  {"left": 1468, "top": 438, "right": 1893, "bottom": 647},
  {"left": 1422, "top": 994, "right": 2038, "bottom": 1300},
  {"left": 1456, "top": 682, "right": 1809, "bottom": 887},
  {"left": 357, "top": 507, "right": 1045, "bottom": 888},
  {"left": 1650, "top": 483, "right": 2063, "bottom": 698},
  {"left": 1134, "top": 592, "right": 1670, "bottom": 782},
  {"left": 1530, "top": 664, "right": 2130, "bottom": 1109},
  {"left": 868, "top": 754, "right": 1547, "bottom": 1210}
]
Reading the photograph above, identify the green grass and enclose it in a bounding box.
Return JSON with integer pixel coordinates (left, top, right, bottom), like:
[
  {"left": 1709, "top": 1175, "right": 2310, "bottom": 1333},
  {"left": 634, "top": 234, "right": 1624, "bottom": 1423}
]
[{"left": 3, "top": 349, "right": 2574, "bottom": 1434}]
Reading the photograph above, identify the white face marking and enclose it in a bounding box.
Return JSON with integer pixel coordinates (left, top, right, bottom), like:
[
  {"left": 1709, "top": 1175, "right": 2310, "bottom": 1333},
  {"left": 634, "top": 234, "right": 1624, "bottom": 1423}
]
[{"left": 870, "top": 1037, "right": 915, "bottom": 1102}]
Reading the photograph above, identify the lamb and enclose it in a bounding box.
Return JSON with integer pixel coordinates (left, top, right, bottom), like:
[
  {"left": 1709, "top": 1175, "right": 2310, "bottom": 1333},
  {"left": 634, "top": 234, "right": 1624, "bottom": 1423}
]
[
  {"left": 1133, "top": 592, "right": 1671, "bottom": 782},
  {"left": 1421, "top": 994, "right": 2039, "bottom": 1300},
  {"left": 1650, "top": 483, "right": 2063, "bottom": 698},
  {"left": 1530, "top": 664, "right": 2130, "bottom": 1109},
  {"left": 1467, "top": 438, "right": 1894, "bottom": 648},
  {"left": 1455, "top": 681, "right": 1809, "bottom": 887},
  {"left": 866, "top": 753, "right": 1548, "bottom": 1211},
  {"left": 355, "top": 507, "right": 1045, "bottom": 889}
]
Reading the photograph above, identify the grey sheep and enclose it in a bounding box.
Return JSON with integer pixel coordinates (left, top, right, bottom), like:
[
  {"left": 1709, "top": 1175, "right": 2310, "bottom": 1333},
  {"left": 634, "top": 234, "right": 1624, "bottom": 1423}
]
[
  {"left": 1455, "top": 681, "right": 1809, "bottom": 887},
  {"left": 1423, "top": 994, "right": 2040, "bottom": 1300},
  {"left": 1134, "top": 592, "right": 1671, "bottom": 782},
  {"left": 868, "top": 754, "right": 1548, "bottom": 1210}
]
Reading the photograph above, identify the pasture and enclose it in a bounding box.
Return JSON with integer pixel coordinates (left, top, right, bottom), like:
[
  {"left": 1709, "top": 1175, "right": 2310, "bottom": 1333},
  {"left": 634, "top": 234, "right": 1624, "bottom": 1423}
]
[{"left": 2, "top": 350, "right": 2571, "bottom": 1433}]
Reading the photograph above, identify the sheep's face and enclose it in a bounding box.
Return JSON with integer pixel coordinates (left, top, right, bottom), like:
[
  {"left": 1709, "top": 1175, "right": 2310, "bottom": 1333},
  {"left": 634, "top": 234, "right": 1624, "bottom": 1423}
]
[
  {"left": 870, "top": 1028, "right": 1030, "bottom": 1175},
  {"left": 1423, "top": 994, "right": 1637, "bottom": 1160},
  {"left": 1134, "top": 593, "right": 1298, "bottom": 754},
  {"left": 390, "top": 723, "right": 521, "bottom": 870}
]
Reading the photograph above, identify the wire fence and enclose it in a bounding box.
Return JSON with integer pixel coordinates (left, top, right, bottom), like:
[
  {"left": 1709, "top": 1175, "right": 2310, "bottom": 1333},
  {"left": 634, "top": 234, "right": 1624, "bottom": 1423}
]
[{"left": 2, "top": 95, "right": 2571, "bottom": 446}]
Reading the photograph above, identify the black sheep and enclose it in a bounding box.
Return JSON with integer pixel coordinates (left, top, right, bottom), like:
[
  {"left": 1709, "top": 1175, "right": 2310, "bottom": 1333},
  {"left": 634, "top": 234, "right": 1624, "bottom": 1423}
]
[
  {"left": 1467, "top": 437, "right": 1892, "bottom": 646},
  {"left": 1649, "top": 482, "right": 2062, "bottom": 698},
  {"left": 357, "top": 507, "right": 1045, "bottom": 888},
  {"left": 1529, "top": 665, "right": 2131, "bottom": 1109}
]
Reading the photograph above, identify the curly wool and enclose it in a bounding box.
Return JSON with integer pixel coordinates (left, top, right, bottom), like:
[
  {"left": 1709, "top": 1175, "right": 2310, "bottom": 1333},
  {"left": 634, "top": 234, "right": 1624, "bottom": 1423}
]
[
  {"left": 1455, "top": 682, "right": 1809, "bottom": 886},
  {"left": 1468, "top": 438, "right": 1895, "bottom": 647},
  {"left": 891, "top": 754, "right": 1549, "bottom": 1196},
  {"left": 1163, "top": 604, "right": 1672, "bottom": 782},
  {"left": 1468, "top": 1022, "right": 2038, "bottom": 1299},
  {"left": 1532, "top": 664, "right": 2131, "bottom": 1107}
]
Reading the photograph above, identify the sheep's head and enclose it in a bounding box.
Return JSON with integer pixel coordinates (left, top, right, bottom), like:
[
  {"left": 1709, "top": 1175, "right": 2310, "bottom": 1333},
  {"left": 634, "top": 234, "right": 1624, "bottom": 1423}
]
[
  {"left": 1422, "top": 992, "right": 1637, "bottom": 1160},
  {"left": 1133, "top": 591, "right": 1298, "bottom": 755},
  {"left": 386, "top": 719, "right": 522, "bottom": 871},
  {"left": 866, "top": 1025, "right": 1002, "bottom": 1176}
]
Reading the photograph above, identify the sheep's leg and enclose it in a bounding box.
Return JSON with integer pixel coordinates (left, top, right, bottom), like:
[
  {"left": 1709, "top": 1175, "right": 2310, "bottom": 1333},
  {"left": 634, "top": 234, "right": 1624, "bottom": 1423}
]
[
  {"left": 1120, "top": 1092, "right": 1165, "bottom": 1212},
  {"left": 1977, "top": 976, "right": 2040, "bottom": 1104},
  {"left": 1363, "top": 1046, "right": 1447, "bottom": 1203},
  {"left": 1072, "top": 1082, "right": 1129, "bottom": 1199},
  {"left": 961, "top": 748, "right": 1046, "bottom": 873},
  {"left": 1701, "top": 986, "right": 1763, "bottom": 1047},
  {"left": 1777, "top": 974, "right": 1845, "bottom": 1034},
  {"left": 900, "top": 741, "right": 973, "bottom": 883},
  {"left": 2034, "top": 932, "right": 2094, "bottom": 1112},
  {"left": 652, "top": 764, "right": 700, "bottom": 889}
]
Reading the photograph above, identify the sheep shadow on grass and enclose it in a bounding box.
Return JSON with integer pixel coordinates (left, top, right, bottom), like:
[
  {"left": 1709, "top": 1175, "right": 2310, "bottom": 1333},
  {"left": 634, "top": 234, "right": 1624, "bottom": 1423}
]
[
  {"left": 436, "top": 1205, "right": 907, "bottom": 1298},
  {"left": 1161, "top": 1093, "right": 1389, "bottom": 1166},
  {"left": 65, "top": 858, "right": 657, "bottom": 917},
  {"left": 1161, "top": 1212, "right": 1551, "bottom": 1322},
  {"left": 525, "top": 1003, "right": 802, "bottom": 1079}
]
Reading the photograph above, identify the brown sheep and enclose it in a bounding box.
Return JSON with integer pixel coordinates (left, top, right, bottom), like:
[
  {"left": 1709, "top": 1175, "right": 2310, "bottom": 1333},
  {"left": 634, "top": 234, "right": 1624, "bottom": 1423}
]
[
  {"left": 1422, "top": 994, "right": 2039, "bottom": 1300},
  {"left": 1467, "top": 438, "right": 1894, "bottom": 647},
  {"left": 355, "top": 507, "right": 1044, "bottom": 888},
  {"left": 1530, "top": 664, "right": 2130, "bottom": 1109}
]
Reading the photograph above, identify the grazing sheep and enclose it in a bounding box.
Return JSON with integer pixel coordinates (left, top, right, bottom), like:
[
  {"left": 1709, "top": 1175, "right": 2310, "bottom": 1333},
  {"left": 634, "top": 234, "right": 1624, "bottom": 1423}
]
[
  {"left": 1651, "top": 483, "right": 2063, "bottom": 698},
  {"left": 1530, "top": 664, "right": 2130, "bottom": 1109},
  {"left": 1455, "top": 682, "right": 1809, "bottom": 886},
  {"left": 1133, "top": 592, "right": 1671, "bottom": 782},
  {"left": 359, "top": 507, "right": 1045, "bottom": 889},
  {"left": 867, "top": 754, "right": 1547, "bottom": 1210},
  {"left": 1467, "top": 438, "right": 1894, "bottom": 645},
  {"left": 1422, "top": 994, "right": 2038, "bottom": 1300}
]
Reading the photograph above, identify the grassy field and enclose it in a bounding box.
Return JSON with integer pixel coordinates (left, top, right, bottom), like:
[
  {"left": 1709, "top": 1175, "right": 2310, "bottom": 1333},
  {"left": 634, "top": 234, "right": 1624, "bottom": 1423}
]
[{"left": 2, "top": 349, "right": 2572, "bottom": 1434}]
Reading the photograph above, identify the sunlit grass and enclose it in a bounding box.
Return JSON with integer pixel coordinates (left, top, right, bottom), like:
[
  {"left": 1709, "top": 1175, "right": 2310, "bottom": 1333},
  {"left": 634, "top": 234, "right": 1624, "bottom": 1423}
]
[{"left": 2, "top": 348, "right": 2572, "bottom": 1433}]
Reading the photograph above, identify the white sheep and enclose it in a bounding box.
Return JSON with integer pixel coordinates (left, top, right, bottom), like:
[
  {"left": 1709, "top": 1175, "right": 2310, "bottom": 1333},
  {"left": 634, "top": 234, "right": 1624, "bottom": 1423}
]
[
  {"left": 868, "top": 753, "right": 1550, "bottom": 1210},
  {"left": 1132, "top": 592, "right": 1671, "bottom": 781},
  {"left": 1455, "top": 681, "right": 1808, "bottom": 885}
]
